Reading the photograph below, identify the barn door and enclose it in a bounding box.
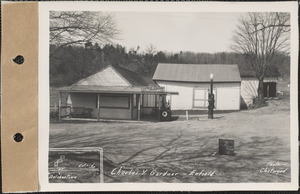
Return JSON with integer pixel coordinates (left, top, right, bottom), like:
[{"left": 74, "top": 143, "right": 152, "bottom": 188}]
[
  {"left": 193, "top": 88, "right": 216, "bottom": 108},
  {"left": 263, "top": 82, "right": 277, "bottom": 97},
  {"left": 269, "top": 83, "right": 277, "bottom": 97}
]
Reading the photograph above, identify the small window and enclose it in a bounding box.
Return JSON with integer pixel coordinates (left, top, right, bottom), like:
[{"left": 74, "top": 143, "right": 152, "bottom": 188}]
[{"left": 143, "top": 95, "right": 156, "bottom": 108}]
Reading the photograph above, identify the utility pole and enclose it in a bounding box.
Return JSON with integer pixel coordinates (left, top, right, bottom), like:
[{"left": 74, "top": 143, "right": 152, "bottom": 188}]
[{"left": 208, "top": 74, "right": 214, "bottom": 119}]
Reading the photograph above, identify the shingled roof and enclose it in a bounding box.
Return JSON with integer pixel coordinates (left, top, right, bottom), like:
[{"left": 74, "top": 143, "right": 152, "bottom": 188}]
[
  {"left": 112, "top": 65, "right": 156, "bottom": 86},
  {"left": 73, "top": 64, "right": 156, "bottom": 87},
  {"left": 153, "top": 63, "right": 241, "bottom": 82}
]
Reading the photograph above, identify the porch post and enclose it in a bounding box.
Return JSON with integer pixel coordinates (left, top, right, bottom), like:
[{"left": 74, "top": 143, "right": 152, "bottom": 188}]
[
  {"left": 131, "top": 94, "right": 134, "bottom": 120},
  {"left": 157, "top": 95, "right": 161, "bottom": 121},
  {"left": 58, "top": 92, "right": 62, "bottom": 122},
  {"left": 136, "top": 94, "right": 139, "bottom": 121},
  {"left": 141, "top": 94, "right": 144, "bottom": 112},
  {"left": 97, "top": 93, "right": 100, "bottom": 121},
  {"left": 138, "top": 94, "right": 141, "bottom": 122},
  {"left": 154, "top": 94, "right": 157, "bottom": 110}
]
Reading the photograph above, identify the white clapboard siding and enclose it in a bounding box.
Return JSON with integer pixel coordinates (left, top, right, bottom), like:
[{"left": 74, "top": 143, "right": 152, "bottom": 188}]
[
  {"left": 241, "top": 79, "right": 258, "bottom": 106},
  {"left": 157, "top": 81, "right": 240, "bottom": 110},
  {"left": 241, "top": 77, "right": 278, "bottom": 106}
]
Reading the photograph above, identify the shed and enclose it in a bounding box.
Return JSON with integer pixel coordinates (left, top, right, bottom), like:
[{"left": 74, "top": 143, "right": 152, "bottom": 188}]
[
  {"left": 239, "top": 64, "right": 279, "bottom": 107},
  {"left": 56, "top": 65, "right": 178, "bottom": 121},
  {"left": 153, "top": 63, "right": 241, "bottom": 110}
]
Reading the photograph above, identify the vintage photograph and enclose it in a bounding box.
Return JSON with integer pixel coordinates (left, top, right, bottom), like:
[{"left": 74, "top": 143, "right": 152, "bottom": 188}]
[{"left": 48, "top": 10, "right": 292, "bottom": 184}]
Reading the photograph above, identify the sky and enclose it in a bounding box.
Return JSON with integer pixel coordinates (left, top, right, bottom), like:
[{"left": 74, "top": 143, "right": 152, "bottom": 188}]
[{"left": 112, "top": 12, "right": 243, "bottom": 54}]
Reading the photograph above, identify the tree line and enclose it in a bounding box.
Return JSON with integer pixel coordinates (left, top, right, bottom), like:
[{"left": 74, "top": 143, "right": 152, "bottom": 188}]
[{"left": 50, "top": 43, "right": 289, "bottom": 87}]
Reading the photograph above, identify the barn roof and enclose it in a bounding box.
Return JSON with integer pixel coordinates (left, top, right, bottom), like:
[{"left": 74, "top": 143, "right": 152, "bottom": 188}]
[{"left": 153, "top": 63, "right": 241, "bottom": 82}]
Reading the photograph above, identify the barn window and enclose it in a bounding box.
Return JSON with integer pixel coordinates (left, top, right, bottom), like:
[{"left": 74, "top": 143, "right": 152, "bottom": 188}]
[
  {"left": 193, "top": 88, "right": 216, "bottom": 108},
  {"left": 143, "top": 95, "right": 156, "bottom": 107},
  {"left": 96, "top": 95, "right": 130, "bottom": 109}
]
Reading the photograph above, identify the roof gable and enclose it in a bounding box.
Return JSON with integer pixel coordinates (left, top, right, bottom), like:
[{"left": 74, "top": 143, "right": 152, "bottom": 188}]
[
  {"left": 153, "top": 63, "right": 241, "bottom": 82},
  {"left": 74, "top": 65, "right": 156, "bottom": 87},
  {"left": 75, "top": 66, "right": 130, "bottom": 87},
  {"left": 112, "top": 65, "right": 156, "bottom": 86}
]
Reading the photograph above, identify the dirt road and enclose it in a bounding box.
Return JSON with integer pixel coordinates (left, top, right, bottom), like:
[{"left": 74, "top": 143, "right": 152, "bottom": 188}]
[{"left": 49, "top": 97, "right": 291, "bottom": 183}]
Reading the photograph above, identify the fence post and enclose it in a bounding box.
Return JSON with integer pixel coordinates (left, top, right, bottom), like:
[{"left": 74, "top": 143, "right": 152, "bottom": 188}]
[
  {"left": 138, "top": 94, "right": 141, "bottom": 122},
  {"left": 186, "top": 111, "right": 189, "bottom": 120},
  {"left": 97, "top": 94, "right": 100, "bottom": 121},
  {"left": 157, "top": 95, "right": 161, "bottom": 121},
  {"left": 58, "top": 92, "right": 62, "bottom": 122}
]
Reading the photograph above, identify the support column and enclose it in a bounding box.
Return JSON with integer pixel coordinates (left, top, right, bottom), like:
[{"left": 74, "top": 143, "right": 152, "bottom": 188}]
[
  {"left": 154, "top": 94, "right": 157, "bottom": 120},
  {"left": 141, "top": 94, "right": 144, "bottom": 114},
  {"left": 131, "top": 94, "right": 134, "bottom": 120},
  {"left": 137, "top": 94, "right": 141, "bottom": 122},
  {"left": 157, "top": 95, "right": 161, "bottom": 121},
  {"left": 97, "top": 93, "right": 100, "bottom": 121},
  {"left": 136, "top": 94, "right": 139, "bottom": 120},
  {"left": 58, "top": 92, "right": 62, "bottom": 122},
  {"left": 208, "top": 74, "right": 214, "bottom": 119}
]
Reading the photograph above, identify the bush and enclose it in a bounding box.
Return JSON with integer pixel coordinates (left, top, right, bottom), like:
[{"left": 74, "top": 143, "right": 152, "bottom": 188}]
[{"left": 50, "top": 111, "right": 59, "bottom": 122}]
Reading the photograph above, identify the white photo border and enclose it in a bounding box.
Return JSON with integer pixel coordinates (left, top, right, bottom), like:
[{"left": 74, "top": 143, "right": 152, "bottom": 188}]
[{"left": 39, "top": 1, "right": 298, "bottom": 191}]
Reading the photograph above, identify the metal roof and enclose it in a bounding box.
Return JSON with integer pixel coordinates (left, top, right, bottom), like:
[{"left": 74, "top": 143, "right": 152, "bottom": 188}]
[
  {"left": 56, "top": 85, "right": 178, "bottom": 95},
  {"left": 153, "top": 63, "right": 241, "bottom": 82}
]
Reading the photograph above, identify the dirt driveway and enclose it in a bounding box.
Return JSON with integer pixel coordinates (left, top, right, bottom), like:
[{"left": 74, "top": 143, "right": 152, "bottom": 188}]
[{"left": 49, "top": 97, "right": 291, "bottom": 183}]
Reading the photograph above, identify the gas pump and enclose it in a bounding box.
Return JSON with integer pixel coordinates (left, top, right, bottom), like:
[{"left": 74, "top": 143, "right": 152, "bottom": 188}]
[
  {"left": 208, "top": 93, "right": 214, "bottom": 119},
  {"left": 208, "top": 73, "right": 214, "bottom": 119}
]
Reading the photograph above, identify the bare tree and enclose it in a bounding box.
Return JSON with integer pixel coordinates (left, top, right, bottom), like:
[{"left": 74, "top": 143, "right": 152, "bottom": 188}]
[
  {"left": 50, "top": 11, "right": 119, "bottom": 57},
  {"left": 231, "top": 12, "right": 290, "bottom": 106},
  {"left": 145, "top": 44, "right": 157, "bottom": 55}
]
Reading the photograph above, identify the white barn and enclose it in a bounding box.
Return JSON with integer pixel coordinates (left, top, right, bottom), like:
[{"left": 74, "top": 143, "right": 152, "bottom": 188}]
[
  {"left": 238, "top": 64, "right": 279, "bottom": 108},
  {"left": 153, "top": 63, "right": 241, "bottom": 110},
  {"left": 240, "top": 77, "right": 278, "bottom": 107}
]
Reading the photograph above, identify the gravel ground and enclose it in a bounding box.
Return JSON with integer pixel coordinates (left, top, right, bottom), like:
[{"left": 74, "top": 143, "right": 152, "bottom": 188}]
[{"left": 49, "top": 96, "right": 291, "bottom": 183}]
